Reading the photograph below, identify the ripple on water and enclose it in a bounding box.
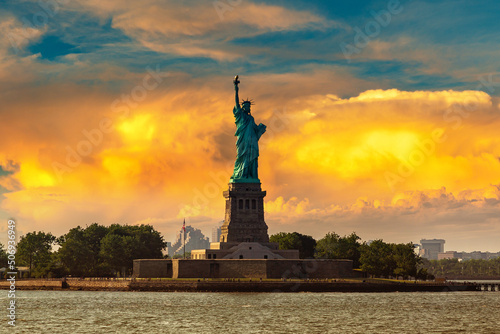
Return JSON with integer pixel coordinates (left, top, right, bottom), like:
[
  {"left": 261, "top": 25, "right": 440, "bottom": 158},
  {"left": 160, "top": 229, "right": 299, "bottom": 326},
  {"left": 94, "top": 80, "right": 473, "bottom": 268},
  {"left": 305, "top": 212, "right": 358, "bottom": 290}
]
[{"left": 10, "top": 291, "right": 500, "bottom": 333}]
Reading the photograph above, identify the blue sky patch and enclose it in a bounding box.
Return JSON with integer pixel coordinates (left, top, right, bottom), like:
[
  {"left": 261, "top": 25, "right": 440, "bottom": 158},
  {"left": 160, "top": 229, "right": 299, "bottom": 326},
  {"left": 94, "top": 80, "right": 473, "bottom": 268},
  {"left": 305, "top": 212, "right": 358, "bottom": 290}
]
[{"left": 28, "top": 35, "right": 81, "bottom": 60}]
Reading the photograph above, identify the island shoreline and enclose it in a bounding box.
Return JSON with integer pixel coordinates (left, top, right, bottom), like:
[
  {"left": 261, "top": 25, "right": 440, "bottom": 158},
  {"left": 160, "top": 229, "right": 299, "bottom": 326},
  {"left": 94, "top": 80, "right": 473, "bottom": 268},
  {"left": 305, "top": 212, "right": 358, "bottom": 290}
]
[{"left": 1, "top": 279, "right": 491, "bottom": 293}]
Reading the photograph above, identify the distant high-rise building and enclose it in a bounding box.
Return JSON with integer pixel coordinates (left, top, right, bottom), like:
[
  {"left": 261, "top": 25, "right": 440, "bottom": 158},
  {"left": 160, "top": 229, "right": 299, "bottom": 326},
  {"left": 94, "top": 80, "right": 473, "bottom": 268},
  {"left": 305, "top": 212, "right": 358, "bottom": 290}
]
[
  {"left": 162, "top": 242, "right": 171, "bottom": 257},
  {"left": 420, "top": 239, "right": 445, "bottom": 260},
  {"left": 167, "top": 225, "right": 210, "bottom": 257},
  {"left": 413, "top": 243, "right": 421, "bottom": 256},
  {"left": 211, "top": 221, "right": 224, "bottom": 243}
]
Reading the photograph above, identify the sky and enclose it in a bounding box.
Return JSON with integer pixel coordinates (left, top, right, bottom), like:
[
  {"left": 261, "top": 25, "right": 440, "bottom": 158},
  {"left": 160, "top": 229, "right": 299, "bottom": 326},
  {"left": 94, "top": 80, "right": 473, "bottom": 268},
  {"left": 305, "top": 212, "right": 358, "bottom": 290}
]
[{"left": 1, "top": 0, "right": 500, "bottom": 252}]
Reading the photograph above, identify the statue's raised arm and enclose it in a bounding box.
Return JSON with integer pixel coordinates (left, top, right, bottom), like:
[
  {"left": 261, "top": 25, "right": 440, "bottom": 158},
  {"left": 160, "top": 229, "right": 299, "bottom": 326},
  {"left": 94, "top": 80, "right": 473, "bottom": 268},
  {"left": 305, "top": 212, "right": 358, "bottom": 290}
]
[{"left": 233, "top": 75, "right": 240, "bottom": 109}]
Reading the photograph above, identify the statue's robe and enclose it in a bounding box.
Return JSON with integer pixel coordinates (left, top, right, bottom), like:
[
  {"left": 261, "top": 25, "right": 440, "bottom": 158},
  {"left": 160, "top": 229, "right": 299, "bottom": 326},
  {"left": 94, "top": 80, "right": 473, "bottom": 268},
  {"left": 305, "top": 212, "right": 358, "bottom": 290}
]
[{"left": 231, "top": 105, "right": 266, "bottom": 182}]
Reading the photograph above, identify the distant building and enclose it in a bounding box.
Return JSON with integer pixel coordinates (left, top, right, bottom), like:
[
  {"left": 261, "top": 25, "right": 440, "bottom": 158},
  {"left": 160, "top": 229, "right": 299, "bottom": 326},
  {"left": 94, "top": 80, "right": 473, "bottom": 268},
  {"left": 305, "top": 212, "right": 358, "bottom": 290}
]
[
  {"left": 167, "top": 225, "right": 210, "bottom": 257},
  {"left": 420, "top": 239, "right": 445, "bottom": 260},
  {"left": 413, "top": 243, "right": 421, "bottom": 256},
  {"left": 438, "top": 251, "right": 500, "bottom": 261},
  {"left": 437, "top": 251, "right": 458, "bottom": 260},
  {"left": 162, "top": 242, "right": 171, "bottom": 257},
  {"left": 464, "top": 251, "right": 488, "bottom": 260},
  {"left": 211, "top": 221, "right": 223, "bottom": 243}
]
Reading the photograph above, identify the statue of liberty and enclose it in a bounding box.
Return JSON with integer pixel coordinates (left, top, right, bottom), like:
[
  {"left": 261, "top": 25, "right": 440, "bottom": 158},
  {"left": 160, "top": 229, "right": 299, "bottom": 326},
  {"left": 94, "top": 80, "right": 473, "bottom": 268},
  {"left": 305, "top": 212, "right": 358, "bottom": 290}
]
[{"left": 230, "top": 75, "right": 266, "bottom": 183}]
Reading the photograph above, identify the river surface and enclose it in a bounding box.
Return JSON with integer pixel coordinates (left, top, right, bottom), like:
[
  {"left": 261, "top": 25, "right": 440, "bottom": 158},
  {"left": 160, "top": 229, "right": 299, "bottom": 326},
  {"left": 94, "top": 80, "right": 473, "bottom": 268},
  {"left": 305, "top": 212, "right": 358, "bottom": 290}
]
[{"left": 3, "top": 290, "right": 500, "bottom": 333}]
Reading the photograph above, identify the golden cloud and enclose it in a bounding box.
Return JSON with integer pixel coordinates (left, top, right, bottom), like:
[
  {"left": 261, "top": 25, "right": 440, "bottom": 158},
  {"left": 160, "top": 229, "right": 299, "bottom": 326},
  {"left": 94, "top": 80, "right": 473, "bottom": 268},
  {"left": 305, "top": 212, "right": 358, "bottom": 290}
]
[{"left": 1, "top": 62, "right": 500, "bottom": 250}]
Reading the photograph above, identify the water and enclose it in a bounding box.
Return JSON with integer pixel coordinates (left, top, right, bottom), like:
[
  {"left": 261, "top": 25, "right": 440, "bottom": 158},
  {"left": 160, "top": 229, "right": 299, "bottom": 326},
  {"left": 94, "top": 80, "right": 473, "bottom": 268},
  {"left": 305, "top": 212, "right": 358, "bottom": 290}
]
[{"left": 4, "top": 290, "right": 500, "bottom": 333}]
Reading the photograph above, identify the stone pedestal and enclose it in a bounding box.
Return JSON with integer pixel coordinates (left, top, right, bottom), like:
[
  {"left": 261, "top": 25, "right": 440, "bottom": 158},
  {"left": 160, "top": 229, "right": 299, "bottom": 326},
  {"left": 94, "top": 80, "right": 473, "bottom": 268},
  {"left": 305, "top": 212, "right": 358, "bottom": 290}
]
[
  {"left": 219, "top": 183, "right": 269, "bottom": 243},
  {"left": 190, "top": 182, "right": 299, "bottom": 260}
]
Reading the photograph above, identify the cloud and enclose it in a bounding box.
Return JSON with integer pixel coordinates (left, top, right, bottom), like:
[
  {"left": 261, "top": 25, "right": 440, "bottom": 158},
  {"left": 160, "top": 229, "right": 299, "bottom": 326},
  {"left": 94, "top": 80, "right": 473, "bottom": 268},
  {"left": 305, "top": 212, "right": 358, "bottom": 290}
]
[
  {"left": 0, "top": 16, "right": 45, "bottom": 53},
  {"left": 1, "top": 0, "right": 500, "bottom": 255},
  {"left": 0, "top": 15, "right": 47, "bottom": 83},
  {"left": 69, "top": 0, "right": 333, "bottom": 60},
  {"left": 257, "top": 88, "right": 500, "bottom": 251},
  {"left": 3, "top": 80, "right": 500, "bottom": 250},
  {"left": 265, "top": 185, "right": 500, "bottom": 252},
  {"left": 345, "top": 36, "right": 447, "bottom": 74}
]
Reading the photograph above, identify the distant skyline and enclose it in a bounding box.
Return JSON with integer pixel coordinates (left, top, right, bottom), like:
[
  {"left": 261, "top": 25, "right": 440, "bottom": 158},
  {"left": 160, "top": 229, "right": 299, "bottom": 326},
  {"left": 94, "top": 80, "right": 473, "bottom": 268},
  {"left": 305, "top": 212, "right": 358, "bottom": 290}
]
[{"left": 1, "top": 0, "right": 500, "bottom": 251}]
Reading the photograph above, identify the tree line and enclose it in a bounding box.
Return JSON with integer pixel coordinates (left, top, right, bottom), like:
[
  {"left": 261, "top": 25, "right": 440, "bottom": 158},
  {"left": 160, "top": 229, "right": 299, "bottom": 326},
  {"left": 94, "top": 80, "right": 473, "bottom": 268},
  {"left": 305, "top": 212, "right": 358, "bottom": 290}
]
[
  {"left": 0, "top": 223, "right": 166, "bottom": 278},
  {"left": 9, "top": 225, "right": 496, "bottom": 280},
  {"left": 421, "top": 257, "right": 500, "bottom": 278},
  {"left": 270, "top": 232, "right": 433, "bottom": 280}
]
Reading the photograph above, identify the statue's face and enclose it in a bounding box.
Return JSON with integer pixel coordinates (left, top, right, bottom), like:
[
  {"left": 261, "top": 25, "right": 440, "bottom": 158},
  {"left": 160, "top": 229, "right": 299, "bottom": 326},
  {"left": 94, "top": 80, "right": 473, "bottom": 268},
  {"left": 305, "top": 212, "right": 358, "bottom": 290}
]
[{"left": 242, "top": 103, "right": 251, "bottom": 114}]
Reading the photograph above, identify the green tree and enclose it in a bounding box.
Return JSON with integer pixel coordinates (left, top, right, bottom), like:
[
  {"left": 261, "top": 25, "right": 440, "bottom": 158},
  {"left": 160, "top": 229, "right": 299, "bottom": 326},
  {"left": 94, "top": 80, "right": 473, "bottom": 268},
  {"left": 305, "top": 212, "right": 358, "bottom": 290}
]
[
  {"left": 0, "top": 243, "right": 8, "bottom": 270},
  {"left": 360, "top": 240, "right": 422, "bottom": 279},
  {"left": 270, "top": 232, "right": 316, "bottom": 258},
  {"left": 100, "top": 224, "right": 166, "bottom": 275},
  {"left": 315, "top": 232, "right": 361, "bottom": 268},
  {"left": 418, "top": 257, "right": 434, "bottom": 280},
  {"left": 415, "top": 267, "right": 434, "bottom": 281},
  {"left": 392, "top": 242, "right": 421, "bottom": 279},
  {"left": 16, "top": 231, "right": 56, "bottom": 278},
  {"left": 359, "top": 239, "right": 394, "bottom": 277},
  {"left": 422, "top": 257, "right": 500, "bottom": 278},
  {"left": 58, "top": 223, "right": 109, "bottom": 276}
]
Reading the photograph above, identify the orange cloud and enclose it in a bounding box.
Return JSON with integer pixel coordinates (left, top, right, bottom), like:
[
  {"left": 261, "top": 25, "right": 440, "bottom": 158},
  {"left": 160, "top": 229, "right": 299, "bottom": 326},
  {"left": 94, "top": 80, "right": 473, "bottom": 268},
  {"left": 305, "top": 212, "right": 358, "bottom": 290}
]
[
  {"left": 2, "top": 62, "right": 500, "bottom": 251},
  {"left": 264, "top": 89, "right": 498, "bottom": 199},
  {"left": 264, "top": 185, "right": 500, "bottom": 251}
]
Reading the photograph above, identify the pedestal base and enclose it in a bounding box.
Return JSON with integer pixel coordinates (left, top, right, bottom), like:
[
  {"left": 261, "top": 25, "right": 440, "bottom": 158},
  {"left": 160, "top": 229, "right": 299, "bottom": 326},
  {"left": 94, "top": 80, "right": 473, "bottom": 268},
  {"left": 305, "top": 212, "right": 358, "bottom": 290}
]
[
  {"left": 191, "top": 242, "right": 299, "bottom": 260},
  {"left": 219, "top": 183, "right": 269, "bottom": 243}
]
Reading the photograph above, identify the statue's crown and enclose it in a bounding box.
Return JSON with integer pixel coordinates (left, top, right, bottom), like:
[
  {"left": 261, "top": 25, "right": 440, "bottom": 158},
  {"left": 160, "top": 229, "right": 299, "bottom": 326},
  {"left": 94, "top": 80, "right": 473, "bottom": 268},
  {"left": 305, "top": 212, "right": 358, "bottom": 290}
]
[{"left": 241, "top": 98, "right": 254, "bottom": 105}]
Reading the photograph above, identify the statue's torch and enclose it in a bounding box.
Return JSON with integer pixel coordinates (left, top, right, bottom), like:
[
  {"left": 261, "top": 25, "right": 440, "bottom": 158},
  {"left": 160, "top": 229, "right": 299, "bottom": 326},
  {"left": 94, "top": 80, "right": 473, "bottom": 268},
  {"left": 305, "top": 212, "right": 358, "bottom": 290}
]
[{"left": 233, "top": 75, "right": 240, "bottom": 86}]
